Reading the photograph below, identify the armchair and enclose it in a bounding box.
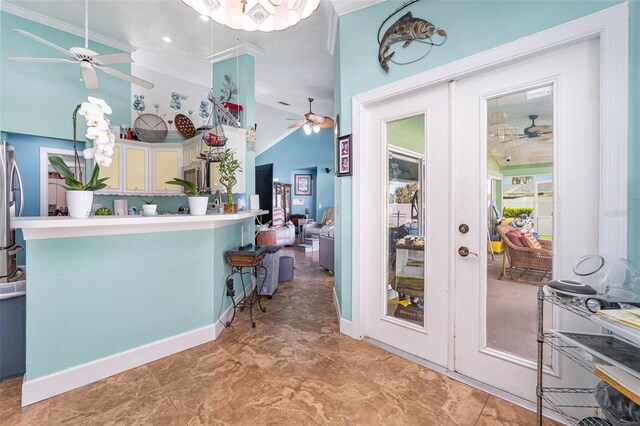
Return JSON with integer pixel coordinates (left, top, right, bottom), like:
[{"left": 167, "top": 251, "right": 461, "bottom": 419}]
[
  {"left": 496, "top": 224, "right": 552, "bottom": 283},
  {"left": 256, "top": 208, "right": 295, "bottom": 246},
  {"left": 303, "top": 208, "right": 335, "bottom": 239}
]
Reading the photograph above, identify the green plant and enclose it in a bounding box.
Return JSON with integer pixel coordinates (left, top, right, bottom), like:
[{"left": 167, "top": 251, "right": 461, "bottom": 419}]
[
  {"left": 218, "top": 149, "right": 242, "bottom": 204},
  {"left": 143, "top": 199, "right": 155, "bottom": 205},
  {"left": 49, "top": 156, "right": 108, "bottom": 191},
  {"left": 95, "top": 207, "right": 112, "bottom": 216},
  {"left": 165, "top": 178, "right": 209, "bottom": 196},
  {"left": 502, "top": 207, "right": 533, "bottom": 218}
]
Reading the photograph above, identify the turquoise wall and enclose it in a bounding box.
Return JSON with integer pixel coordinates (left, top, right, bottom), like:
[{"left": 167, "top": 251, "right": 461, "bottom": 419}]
[
  {"left": 1, "top": 12, "right": 131, "bottom": 139},
  {"left": 333, "top": 26, "right": 343, "bottom": 311},
  {"left": 26, "top": 230, "right": 215, "bottom": 379},
  {"left": 256, "top": 127, "right": 335, "bottom": 221},
  {"left": 335, "top": 1, "right": 634, "bottom": 321},
  {"left": 25, "top": 220, "right": 254, "bottom": 380}
]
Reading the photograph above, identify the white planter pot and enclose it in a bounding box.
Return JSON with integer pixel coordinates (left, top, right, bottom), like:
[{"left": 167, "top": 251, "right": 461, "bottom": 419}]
[
  {"left": 188, "top": 196, "right": 209, "bottom": 216},
  {"left": 66, "top": 191, "right": 94, "bottom": 218},
  {"left": 142, "top": 204, "right": 157, "bottom": 215}
]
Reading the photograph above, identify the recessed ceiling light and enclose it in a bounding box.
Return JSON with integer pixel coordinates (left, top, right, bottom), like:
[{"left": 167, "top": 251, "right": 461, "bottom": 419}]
[
  {"left": 199, "top": 14, "right": 209, "bottom": 21},
  {"left": 162, "top": 36, "right": 172, "bottom": 43}
]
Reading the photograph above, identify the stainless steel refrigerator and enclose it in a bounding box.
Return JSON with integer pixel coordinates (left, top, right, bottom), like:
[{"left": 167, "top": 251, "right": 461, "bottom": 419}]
[
  {"left": 0, "top": 139, "right": 24, "bottom": 283},
  {"left": 0, "top": 139, "right": 26, "bottom": 381}
]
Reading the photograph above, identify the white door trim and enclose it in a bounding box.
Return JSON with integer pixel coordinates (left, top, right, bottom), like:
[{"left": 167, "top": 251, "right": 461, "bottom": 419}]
[
  {"left": 39, "top": 147, "right": 77, "bottom": 217},
  {"left": 352, "top": 3, "right": 628, "bottom": 344}
]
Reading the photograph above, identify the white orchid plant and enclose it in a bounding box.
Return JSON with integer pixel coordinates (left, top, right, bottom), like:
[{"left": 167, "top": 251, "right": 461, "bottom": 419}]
[{"left": 48, "top": 97, "right": 115, "bottom": 191}]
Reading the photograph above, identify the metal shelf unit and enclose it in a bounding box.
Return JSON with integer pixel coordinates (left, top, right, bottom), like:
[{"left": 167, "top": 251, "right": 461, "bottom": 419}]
[{"left": 537, "top": 286, "right": 640, "bottom": 425}]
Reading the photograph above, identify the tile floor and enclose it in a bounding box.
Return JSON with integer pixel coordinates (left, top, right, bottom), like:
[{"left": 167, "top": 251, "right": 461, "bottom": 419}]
[{"left": 0, "top": 248, "right": 559, "bottom": 425}]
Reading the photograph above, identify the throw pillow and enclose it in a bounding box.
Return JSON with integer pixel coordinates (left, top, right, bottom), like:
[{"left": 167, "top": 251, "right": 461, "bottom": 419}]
[
  {"left": 272, "top": 209, "right": 285, "bottom": 228},
  {"left": 506, "top": 230, "right": 526, "bottom": 247},
  {"left": 522, "top": 232, "right": 542, "bottom": 249}
]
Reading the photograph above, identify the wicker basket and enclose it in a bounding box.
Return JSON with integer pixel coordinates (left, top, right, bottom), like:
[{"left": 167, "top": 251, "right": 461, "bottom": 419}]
[{"left": 394, "top": 304, "right": 424, "bottom": 322}]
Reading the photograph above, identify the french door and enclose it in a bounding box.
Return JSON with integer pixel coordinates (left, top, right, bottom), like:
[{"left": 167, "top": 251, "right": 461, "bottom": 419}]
[
  {"left": 453, "top": 38, "right": 601, "bottom": 401},
  {"left": 361, "top": 83, "right": 450, "bottom": 367},
  {"left": 361, "top": 38, "right": 603, "bottom": 401}
]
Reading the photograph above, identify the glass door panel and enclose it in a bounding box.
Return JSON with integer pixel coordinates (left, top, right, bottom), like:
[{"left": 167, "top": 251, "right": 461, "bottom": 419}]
[
  {"left": 485, "top": 86, "right": 554, "bottom": 364},
  {"left": 386, "top": 115, "right": 425, "bottom": 327}
]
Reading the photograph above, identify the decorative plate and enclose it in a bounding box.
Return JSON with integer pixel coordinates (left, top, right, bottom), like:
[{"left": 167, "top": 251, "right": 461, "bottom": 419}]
[
  {"left": 133, "top": 113, "right": 168, "bottom": 143},
  {"left": 175, "top": 114, "right": 196, "bottom": 139}
]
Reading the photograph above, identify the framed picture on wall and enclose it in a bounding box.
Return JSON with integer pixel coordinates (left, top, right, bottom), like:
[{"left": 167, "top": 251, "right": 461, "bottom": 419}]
[
  {"left": 294, "top": 174, "right": 312, "bottom": 195},
  {"left": 336, "top": 134, "right": 352, "bottom": 177}
]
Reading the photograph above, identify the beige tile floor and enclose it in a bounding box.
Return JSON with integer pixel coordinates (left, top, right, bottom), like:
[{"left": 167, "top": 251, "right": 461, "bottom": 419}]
[{"left": 0, "top": 248, "right": 559, "bottom": 425}]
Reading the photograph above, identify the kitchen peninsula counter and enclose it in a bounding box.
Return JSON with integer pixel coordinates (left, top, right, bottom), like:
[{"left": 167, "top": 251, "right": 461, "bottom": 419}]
[
  {"left": 11, "top": 210, "right": 266, "bottom": 406},
  {"left": 13, "top": 210, "right": 268, "bottom": 240}
]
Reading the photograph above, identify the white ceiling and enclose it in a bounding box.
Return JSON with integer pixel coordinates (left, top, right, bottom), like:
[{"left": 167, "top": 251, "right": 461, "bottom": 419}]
[{"left": 3, "top": 0, "right": 339, "bottom": 119}]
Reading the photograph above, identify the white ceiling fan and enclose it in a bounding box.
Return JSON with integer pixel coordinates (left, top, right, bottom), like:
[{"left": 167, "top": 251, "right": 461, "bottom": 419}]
[{"left": 8, "top": 0, "right": 153, "bottom": 90}]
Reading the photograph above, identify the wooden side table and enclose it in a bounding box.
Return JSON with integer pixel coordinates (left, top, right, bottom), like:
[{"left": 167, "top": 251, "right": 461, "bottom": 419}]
[{"left": 256, "top": 229, "right": 276, "bottom": 246}]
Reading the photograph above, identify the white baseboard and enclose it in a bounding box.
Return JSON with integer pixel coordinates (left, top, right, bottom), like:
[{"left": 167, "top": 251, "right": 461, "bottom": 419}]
[
  {"left": 333, "top": 287, "right": 354, "bottom": 337},
  {"left": 213, "top": 278, "right": 256, "bottom": 338},
  {"left": 22, "top": 324, "right": 216, "bottom": 406},
  {"left": 22, "top": 278, "right": 258, "bottom": 407},
  {"left": 333, "top": 286, "right": 341, "bottom": 319},
  {"left": 340, "top": 317, "right": 353, "bottom": 337}
]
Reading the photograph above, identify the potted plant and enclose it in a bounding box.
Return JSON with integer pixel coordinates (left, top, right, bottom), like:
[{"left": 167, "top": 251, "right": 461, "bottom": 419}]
[
  {"left": 48, "top": 97, "right": 114, "bottom": 218},
  {"left": 142, "top": 199, "right": 157, "bottom": 215},
  {"left": 218, "top": 148, "right": 242, "bottom": 213},
  {"left": 165, "top": 178, "right": 209, "bottom": 215}
]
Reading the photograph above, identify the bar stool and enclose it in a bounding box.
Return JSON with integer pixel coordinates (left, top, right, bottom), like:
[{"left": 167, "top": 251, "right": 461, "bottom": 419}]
[{"left": 224, "top": 246, "right": 267, "bottom": 328}]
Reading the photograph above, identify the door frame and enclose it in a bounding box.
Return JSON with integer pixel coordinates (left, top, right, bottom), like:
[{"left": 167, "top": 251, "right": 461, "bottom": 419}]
[{"left": 351, "top": 3, "right": 628, "bottom": 371}]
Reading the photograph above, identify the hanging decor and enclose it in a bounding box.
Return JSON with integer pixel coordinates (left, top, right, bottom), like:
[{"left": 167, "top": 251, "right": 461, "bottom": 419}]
[
  {"left": 377, "top": 0, "right": 447, "bottom": 73},
  {"left": 181, "top": 0, "right": 320, "bottom": 32}
]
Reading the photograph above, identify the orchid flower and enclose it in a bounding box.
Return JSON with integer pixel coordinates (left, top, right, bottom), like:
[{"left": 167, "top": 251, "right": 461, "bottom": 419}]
[
  {"left": 88, "top": 96, "right": 113, "bottom": 115},
  {"left": 85, "top": 126, "right": 109, "bottom": 144}
]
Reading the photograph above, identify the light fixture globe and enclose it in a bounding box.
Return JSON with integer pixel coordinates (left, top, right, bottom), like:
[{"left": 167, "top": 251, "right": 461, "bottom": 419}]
[
  {"left": 182, "top": 0, "right": 320, "bottom": 32},
  {"left": 303, "top": 122, "right": 312, "bottom": 135},
  {"left": 313, "top": 123, "right": 320, "bottom": 133}
]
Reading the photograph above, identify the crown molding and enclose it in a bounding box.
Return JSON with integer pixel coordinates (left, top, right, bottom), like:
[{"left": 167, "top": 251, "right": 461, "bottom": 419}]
[
  {"left": 0, "top": 2, "right": 137, "bottom": 52},
  {"left": 207, "top": 43, "right": 264, "bottom": 64},
  {"left": 331, "top": 0, "right": 385, "bottom": 17},
  {"left": 327, "top": 5, "right": 338, "bottom": 55}
]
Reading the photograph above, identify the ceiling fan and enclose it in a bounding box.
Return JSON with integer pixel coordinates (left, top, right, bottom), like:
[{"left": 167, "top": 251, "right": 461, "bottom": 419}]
[
  {"left": 8, "top": 0, "right": 153, "bottom": 90},
  {"left": 287, "top": 98, "right": 334, "bottom": 135},
  {"left": 518, "top": 114, "right": 553, "bottom": 141}
]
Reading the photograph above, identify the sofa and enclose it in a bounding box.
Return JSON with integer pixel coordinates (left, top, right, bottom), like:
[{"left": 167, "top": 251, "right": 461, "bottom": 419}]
[{"left": 319, "top": 233, "right": 334, "bottom": 273}]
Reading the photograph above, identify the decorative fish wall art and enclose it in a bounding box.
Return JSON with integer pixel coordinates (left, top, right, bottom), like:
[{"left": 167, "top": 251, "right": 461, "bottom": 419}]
[{"left": 377, "top": 5, "right": 447, "bottom": 73}]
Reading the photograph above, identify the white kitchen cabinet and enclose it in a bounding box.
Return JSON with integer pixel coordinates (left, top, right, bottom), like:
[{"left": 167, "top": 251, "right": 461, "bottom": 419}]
[
  {"left": 123, "top": 144, "right": 148, "bottom": 194},
  {"left": 150, "top": 146, "right": 183, "bottom": 194}
]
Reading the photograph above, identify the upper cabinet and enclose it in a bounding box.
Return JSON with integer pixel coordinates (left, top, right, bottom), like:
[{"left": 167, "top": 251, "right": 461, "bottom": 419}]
[
  {"left": 96, "top": 141, "right": 182, "bottom": 196},
  {"left": 124, "top": 144, "right": 148, "bottom": 193}
]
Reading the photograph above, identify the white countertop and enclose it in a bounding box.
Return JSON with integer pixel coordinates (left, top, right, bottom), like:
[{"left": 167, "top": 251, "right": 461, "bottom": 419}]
[{"left": 12, "top": 210, "right": 268, "bottom": 240}]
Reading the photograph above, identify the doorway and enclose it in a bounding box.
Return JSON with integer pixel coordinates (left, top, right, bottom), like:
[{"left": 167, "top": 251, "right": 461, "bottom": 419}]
[
  {"left": 39, "top": 148, "right": 85, "bottom": 216},
  {"left": 353, "top": 6, "right": 628, "bottom": 404}
]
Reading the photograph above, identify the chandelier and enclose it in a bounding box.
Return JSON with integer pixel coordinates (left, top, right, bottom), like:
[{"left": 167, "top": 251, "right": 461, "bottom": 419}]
[{"left": 182, "top": 0, "right": 320, "bottom": 32}]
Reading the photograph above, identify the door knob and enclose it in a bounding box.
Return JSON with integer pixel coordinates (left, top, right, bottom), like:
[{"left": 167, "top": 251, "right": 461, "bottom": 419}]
[
  {"left": 458, "top": 224, "right": 469, "bottom": 234},
  {"left": 458, "top": 246, "right": 478, "bottom": 257}
]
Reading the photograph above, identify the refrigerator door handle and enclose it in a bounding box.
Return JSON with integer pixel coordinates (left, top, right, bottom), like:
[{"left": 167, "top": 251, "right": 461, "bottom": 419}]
[
  {"left": 8, "top": 245, "right": 23, "bottom": 256},
  {"left": 11, "top": 161, "right": 24, "bottom": 217}
]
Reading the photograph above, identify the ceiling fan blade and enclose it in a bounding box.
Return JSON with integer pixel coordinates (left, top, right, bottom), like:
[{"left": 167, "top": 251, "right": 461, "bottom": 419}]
[
  {"left": 9, "top": 57, "right": 77, "bottom": 63},
  {"left": 81, "top": 63, "right": 100, "bottom": 89},
  {"left": 101, "top": 67, "right": 154, "bottom": 89},
  {"left": 13, "top": 29, "right": 75, "bottom": 58},
  {"left": 318, "top": 118, "right": 335, "bottom": 129},
  {"left": 92, "top": 52, "right": 133, "bottom": 65},
  {"left": 288, "top": 122, "right": 304, "bottom": 129},
  {"left": 540, "top": 132, "right": 553, "bottom": 141}
]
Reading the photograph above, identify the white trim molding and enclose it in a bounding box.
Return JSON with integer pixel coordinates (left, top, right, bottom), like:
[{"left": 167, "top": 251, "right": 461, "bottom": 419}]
[
  {"left": 352, "top": 3, "right": 628, "bottom": 343},
  {"left": 207, "top": 43, "right": 264, "bottom": 64},
  {"left": 0, "top": 2, "right": 136, "bottom": 53},
  {"left": 22, "top": 324, "right": 216, "bottom": 406},
  {"left": 330, "top": 0, "right": 384, "bottom": 17},
  {"left": 333, "top": 286, "right": 354, "bottom": 337}
]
